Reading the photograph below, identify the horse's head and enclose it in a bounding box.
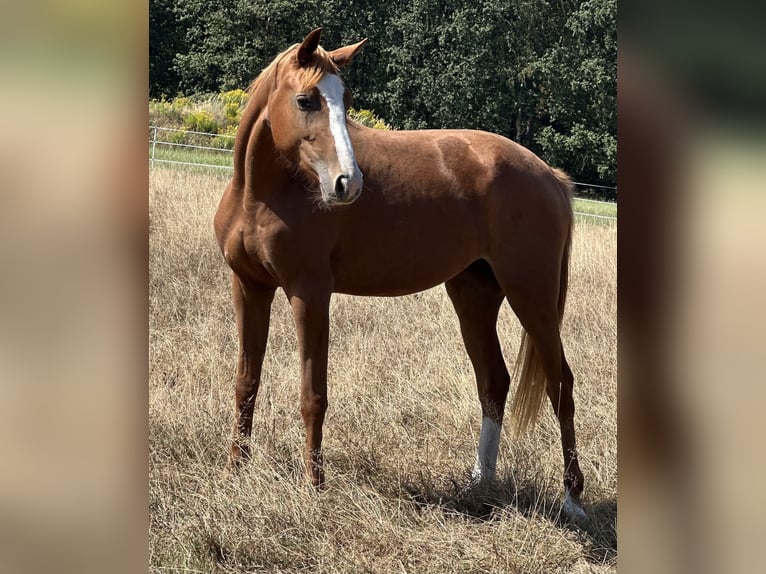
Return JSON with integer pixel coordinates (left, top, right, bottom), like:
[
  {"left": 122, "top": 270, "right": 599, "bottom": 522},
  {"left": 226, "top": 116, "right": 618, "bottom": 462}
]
[{"left": 267, "top": 28, "right": 367, "bottom": 206}]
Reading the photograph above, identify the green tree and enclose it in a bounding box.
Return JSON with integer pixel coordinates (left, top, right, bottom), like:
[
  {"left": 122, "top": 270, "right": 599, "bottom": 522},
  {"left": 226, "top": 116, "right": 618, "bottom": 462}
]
[
  {"left": 376, "top": 1, "right": 516, "bottom": 132},
  {"left": 151, "top": 1, "right": 616, "bottom": 186},
  {"left": 533, "top": 0, "right": 617, "bottom": 185},
  {"left": 150, "top": 0, "right": 186, "bottom": 97},
  {"left": 172, "top": 0, "right": 326, "bottom": 93}
]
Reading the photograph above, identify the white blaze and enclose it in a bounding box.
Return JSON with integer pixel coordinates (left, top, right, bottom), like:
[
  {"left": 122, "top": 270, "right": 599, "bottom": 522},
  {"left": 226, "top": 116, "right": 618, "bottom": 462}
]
[
  {"left": 472, "top": 416, "right": 502, "bottom": 481},
  {"left": 316, "top": 74, "right": 361, "bottom": 186}
]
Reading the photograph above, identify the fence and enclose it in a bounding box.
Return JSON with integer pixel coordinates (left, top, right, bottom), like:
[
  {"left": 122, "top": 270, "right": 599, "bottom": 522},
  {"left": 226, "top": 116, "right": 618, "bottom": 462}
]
[
  {"left": 149, "top": 126, "right": 616, "bottom": 223},
  {"left": 149, "top": 126, "right": 235, "bottom": 170}
]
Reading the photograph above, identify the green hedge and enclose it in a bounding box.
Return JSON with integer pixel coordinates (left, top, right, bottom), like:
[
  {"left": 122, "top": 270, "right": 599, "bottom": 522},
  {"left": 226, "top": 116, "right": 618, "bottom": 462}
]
[{"left": 149, "top": 91, "right": 390, "bottom": 149}]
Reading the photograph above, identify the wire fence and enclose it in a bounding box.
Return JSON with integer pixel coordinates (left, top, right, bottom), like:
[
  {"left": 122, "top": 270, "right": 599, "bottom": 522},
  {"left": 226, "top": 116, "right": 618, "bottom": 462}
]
[
  {"left": 149, "top": 126, "right": 616, "bottom": 223},
  {"left": 149, "top": 126, "right": 235, "bottom": 170},
  {"left": 571, "top": 183, "right": 617, "bottom": 222}
]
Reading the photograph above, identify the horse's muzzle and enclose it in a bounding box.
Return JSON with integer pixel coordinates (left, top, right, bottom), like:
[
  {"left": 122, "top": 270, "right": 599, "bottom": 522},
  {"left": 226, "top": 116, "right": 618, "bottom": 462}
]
[{"left": 329, "top": 171, "right": 362, "bottom": 205}]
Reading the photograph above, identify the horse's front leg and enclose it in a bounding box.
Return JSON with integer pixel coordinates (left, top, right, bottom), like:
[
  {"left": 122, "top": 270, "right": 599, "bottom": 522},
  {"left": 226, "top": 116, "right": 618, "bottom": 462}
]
[
  {"left": 229, "top": 275, "right": 276, "bottom": 469},
  {"left": 287, "top": 280, "right": 332, "bottom": 487}
]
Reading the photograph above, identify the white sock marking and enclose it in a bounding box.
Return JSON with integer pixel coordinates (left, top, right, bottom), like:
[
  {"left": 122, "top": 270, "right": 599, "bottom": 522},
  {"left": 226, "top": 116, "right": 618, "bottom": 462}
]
[
  {"left": 472, "top": 416, "right": 501, "bottom": 481},
  {"left": 563, "top": 488, "right": 586, "bottom": 519},
  {"left": 316, "top": 74, "right": 361, "bottom": 188}
]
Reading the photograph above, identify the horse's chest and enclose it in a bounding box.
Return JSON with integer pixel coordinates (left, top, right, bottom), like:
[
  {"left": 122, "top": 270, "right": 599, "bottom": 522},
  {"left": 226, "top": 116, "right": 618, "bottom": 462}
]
[
  {"left": 238, "top": 219, "right": 323, "bottom": 286},
  {"left": 219, "top": 220, "right": 280, "bottom": 287}
]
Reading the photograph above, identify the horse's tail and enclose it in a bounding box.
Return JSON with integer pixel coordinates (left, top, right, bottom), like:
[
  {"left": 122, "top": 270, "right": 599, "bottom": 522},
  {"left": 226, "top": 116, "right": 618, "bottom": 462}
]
[{"left": 509, "top": 168, "right": 573, "bottom": 436}]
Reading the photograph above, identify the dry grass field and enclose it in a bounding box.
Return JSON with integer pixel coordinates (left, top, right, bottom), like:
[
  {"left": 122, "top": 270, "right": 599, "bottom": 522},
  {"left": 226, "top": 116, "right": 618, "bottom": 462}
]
[{"left": 149, "top": 166, "right": 616, "bottom": 573}]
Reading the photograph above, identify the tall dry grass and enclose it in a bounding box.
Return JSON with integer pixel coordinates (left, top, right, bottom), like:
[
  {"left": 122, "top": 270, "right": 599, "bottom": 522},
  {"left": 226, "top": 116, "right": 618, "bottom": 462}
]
[{"left": 149, "top": 166, "right": 616, "bottom": 573}]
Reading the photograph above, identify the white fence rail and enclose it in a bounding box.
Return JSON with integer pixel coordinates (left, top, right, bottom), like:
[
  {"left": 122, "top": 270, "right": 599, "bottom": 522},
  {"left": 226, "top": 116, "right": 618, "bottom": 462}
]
[
  {"left": 149, "top": 126, "right": 616, "bottom": 223},
  {"left": 149, "top": 125, "right": 235, "bottom": 170},
  {"left": 573, "top": 211, "right": 617, "bottom": 221}
]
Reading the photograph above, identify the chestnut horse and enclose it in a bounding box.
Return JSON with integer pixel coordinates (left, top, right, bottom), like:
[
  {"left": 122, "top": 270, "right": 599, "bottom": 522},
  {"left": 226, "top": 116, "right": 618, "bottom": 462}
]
[{"left": 214, "top": 29, "right": 585, "bottom": 519}]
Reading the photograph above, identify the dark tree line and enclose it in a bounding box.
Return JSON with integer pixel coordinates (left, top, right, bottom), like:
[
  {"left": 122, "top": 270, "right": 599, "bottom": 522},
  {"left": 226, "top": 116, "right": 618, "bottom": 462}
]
[{"left": 150, "top": 0, "right": 616, "bottom": 187}]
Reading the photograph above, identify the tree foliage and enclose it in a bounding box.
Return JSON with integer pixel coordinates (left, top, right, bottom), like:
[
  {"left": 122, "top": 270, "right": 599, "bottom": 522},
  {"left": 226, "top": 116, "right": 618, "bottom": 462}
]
[
  {"left": 150, "top": 0, "right": 616, "bottom": 186},
  {"left": 149, "top": 0, "right": 186, "bottom": 97}
]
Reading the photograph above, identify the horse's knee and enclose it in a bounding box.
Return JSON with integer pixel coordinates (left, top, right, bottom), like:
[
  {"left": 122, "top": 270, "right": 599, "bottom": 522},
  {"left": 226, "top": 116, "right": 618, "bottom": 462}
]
[
  {"left": 235, "top": 375, "right": 259, "bottom": 404},
  {"left": 301, "top": 395, "right": 328, "bottom": 423}
]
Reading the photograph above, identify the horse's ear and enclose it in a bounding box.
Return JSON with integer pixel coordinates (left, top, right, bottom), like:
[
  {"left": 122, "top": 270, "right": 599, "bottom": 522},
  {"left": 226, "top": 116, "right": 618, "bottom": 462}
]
[
  {"left": 297, "top": 28, "right": 323, "bottom": 66},
  {"left": 328, "top": 38, "right": 368, "bottom": 67}
]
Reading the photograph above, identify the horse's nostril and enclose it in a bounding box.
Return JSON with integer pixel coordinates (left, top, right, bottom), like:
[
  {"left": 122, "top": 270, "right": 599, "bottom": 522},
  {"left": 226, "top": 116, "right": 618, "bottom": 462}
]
[{"left": 334, "top": 175, "right": 348, "bottom": 199}]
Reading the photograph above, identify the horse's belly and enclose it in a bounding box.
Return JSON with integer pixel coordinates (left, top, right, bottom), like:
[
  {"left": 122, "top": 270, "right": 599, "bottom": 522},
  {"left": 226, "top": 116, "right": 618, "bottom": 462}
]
[
  {"left": 333, "top": 271, "right": 461, "bottom": 297},
  {"left": 331, "top": 195, "right": 487, "bottom": 295},
  {"left": 331, "top": 241, "right": 480, "bottom": 296},
  {"left": 334, "top": 272, "right": 454, "bottom": 297}
]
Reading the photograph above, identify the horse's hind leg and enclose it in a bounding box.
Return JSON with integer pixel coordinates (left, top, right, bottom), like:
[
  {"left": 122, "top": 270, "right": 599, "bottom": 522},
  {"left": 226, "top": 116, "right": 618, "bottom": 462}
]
[
  {"left": 229, "top": 275, "right": 275, "bottom": 469},
  {"left": 498, "top": 274, "right": 585, "bottom": 518},
  {"left": 552, "top": 346, "right": 585, "bottom": 518},
  {"left": 445, "top": 260, "right": 509, "bottom": 481}
]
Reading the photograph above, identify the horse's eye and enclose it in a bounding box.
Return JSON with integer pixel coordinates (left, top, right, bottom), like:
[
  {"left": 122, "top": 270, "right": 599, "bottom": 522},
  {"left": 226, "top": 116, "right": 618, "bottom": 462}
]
[{"left": 296, "top": 94, "right": 312, "bottom": 111}]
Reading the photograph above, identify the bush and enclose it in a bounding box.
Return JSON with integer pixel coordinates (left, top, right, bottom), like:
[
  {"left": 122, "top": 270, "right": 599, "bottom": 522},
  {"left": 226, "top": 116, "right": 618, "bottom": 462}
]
[
  {"left": 183, "top": 110, "right": 218, "bottom": 134},
  {"left": 212, "top": 124, "right": 238, "bottom": 150},
  {"left": 348, "top": 108, "right": 391, "bottom": 130},
  {"left": 167, "top": 130, "right": 190, "bottom": 145},
  {"left": 149, "top": 96, "right": 391, "bottom": 145},
  {"left": 149, "top": 98, "right": 183, "bottom": 127},
  {"left": 219, "top": 89, "right": 248, "bottom": 126}
]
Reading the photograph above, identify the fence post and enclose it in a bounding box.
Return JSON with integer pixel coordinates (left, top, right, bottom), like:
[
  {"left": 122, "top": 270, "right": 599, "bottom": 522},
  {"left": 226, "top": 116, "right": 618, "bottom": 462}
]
[{"left": 150, "top": 126, "right": 158, "bottom": 167}]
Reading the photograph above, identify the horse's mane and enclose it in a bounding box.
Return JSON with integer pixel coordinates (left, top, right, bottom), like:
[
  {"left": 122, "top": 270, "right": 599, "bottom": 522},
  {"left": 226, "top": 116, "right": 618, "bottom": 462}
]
[{"left": 247, "top": 44, "right": 339, "bottom": 96}]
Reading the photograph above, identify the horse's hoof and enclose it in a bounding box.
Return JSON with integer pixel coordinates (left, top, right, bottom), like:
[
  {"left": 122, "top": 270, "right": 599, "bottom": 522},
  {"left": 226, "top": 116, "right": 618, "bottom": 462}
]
[
  {"left": 227, "top": 444, "right": 250, "bottom": 474},
  {"left": 563, "top": 489, "right": 586, "bottom": 520}
]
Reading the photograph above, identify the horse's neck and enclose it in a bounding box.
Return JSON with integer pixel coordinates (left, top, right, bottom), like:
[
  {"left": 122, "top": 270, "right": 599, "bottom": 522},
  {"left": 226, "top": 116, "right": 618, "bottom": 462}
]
[
  {"left": 232, "top": 107, "right": 290, "bottom": 200},
  {"left": 231, "top": 103, "right": 259, "bottom": 188}
]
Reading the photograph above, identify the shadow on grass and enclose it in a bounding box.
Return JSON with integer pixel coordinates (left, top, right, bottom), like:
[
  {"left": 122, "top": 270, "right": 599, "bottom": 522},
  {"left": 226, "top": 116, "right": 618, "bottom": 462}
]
[{"left": 392, "top": 473, "right": 617, "bottom": 565}]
